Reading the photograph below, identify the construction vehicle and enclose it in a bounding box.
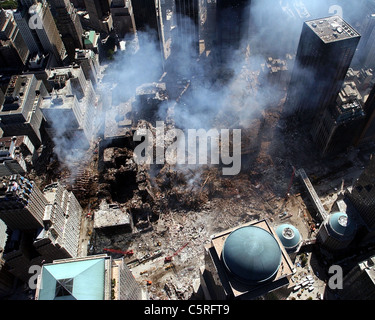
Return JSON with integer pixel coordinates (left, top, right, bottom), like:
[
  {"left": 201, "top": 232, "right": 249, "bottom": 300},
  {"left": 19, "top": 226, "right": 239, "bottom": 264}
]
[
  {"left": 146, "top": 280, "right": 152, "bottom": 286},
  {"left": 165, "top": 263, "right": 175, "bottom": 271},
  {"left": 103, "top": 248, "right": 134, "bottom": 257},
  {"left": 164, "top": 242, "right": 189, "bottom": 263}
]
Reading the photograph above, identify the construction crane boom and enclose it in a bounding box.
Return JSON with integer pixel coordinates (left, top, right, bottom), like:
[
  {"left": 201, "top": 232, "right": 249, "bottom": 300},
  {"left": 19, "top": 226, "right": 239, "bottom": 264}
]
[{"left": 164, "top": 242, "right": 189, "bottom": 262}]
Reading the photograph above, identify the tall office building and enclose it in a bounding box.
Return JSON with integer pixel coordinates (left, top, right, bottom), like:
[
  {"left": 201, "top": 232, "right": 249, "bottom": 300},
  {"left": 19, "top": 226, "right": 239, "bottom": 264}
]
[
  {"left": 28, "top": 1, "right": 68, "bottom": 65},
  {"left": 338, "top": 255, "right": 375, "bottom": 300},
  {"left": 83, "top": 0, "right": 113, "bottom": 33},
  {"left": 0, "top": 74, "right": 46, "bottom": 147},
  {"left": 13, "top": 8, "right": 41, "bottom": 56},
  {"left": 0, "top": 177, "right": 84, "bottom": 283},
  {"left": 312, "top": 81, "right": 366, "bottom": 156},
  {"left": 175, "top": 0, "right": 199, "bottom": 56},
  {"left": 216, "top": 0, "right": 250, "bottom": 61},
  {"left": 49, "top": 0, "right": 84, "bottom": 61},
  {"left": 357, "top": 84, "right": 375, "bottom": 144},
  {"left": 35, "top": 182, "right": 82, "bottom": 259},
  {"left": 285, "top": 16, "right": 360, "bottom": 121},
  {"left": 0, "top": 175, "right": 47, "bottom": 231},
  {"left": 41, "top": 65, "right": 97, "bottom": 146},
  {"left": 132, "top": 0, "right": 158, "bottom": 32},
  {"left": 347, "top": 155, "right": 375, "bottom": 231},
  {"left": 0, "top": 9, "right": 30, "bottom": 73},
  {"left": 74, "top": 48, "right": 100, "bottom": 85},
  {"left": 351, "top": 0, "right": 375, "bottom": 69},
  {"left": 110, "top": 0, "right": 137, "bottom": 39},
  {"left": 155, "top": 0, "right": 175, "bottom": 66}
]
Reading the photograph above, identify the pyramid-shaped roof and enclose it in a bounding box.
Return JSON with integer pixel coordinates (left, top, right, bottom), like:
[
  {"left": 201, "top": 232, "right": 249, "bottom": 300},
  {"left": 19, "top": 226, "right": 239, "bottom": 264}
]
[{"left": 38, "top": 257, "right": 106, "bottom": 300}]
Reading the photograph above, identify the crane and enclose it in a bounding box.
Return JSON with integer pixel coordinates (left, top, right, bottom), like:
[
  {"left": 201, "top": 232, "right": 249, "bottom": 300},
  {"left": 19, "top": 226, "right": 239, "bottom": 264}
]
[
  {"left": 103, "top": 248, "right": 134, "bottom": 256},
  {"left": 164, "top": 242, "right": 189, "bottom": 263}
]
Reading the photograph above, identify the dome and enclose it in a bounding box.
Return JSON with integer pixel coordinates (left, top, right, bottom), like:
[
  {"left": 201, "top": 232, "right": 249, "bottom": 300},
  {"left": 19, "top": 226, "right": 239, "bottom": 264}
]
[
  {"left": 328, "top": 212, "right": 356, "bottom": 238},
  {"left": 222, "top": 225, "right": 282, "bottom": 284},
  {"left": 275, "top": 224, "right": 301, "bottom": 250}
]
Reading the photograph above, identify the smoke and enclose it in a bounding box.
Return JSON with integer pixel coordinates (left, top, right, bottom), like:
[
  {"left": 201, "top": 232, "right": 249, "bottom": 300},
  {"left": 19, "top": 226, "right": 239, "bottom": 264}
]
[{"left": 50, "top": 0, "right": 368, "bottom": 178}]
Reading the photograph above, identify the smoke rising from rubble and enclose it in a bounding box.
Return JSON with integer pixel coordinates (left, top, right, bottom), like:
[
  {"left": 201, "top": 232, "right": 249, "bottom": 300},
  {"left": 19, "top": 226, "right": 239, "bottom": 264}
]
[{"left": 53, "top": 0, "right": 365, "bottom": 179}]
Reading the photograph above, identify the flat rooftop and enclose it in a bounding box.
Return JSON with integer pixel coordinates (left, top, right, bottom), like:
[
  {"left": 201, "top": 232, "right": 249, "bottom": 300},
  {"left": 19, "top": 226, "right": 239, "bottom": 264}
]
[
  {"left": 94, "top": 200, "right": 131, "bottom": 229},
  {"left": 306, "top": 15, "right": 360, "bottom": 43},
  {"left": 104, "top": 100, "right": 133, "bottom": 140}
]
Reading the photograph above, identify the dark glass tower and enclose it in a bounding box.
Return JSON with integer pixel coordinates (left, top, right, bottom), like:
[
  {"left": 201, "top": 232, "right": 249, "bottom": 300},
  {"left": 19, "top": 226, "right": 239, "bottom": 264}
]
[{"left": 285, "top": 15, "right": 360, "bottom": 121}]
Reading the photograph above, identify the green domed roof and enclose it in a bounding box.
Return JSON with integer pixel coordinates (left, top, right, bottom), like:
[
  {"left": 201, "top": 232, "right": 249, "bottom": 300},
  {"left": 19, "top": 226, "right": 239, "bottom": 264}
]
[
  {"left": 328, "top": 212, "right": 356, "bottom": 238},
  {"left": 276, "top": 224, "right": 301, "bottom": 250},
  {"left": 222, "top": 226, "right": 282, "bottom": 284}
]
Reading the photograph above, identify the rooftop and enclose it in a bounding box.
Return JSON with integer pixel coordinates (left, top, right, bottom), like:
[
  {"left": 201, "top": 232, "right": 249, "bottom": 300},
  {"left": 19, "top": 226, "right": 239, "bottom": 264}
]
[
  {"left": 93, "top": 200, "right": 131, "bottom": 229},
  {"left": 0, "top": 75, "right": 33, "bottom": 115},
  {"left": 275, "top": 224, "right": 301, "bottom": 251},
  {"left": 104, "top": 99, "right": 133, "bottom": 140},
  {"left": 36, "top": 255, "right": 110, "bottom": 300},
  {"left": 306, "top": 15, "right": 360, "bottom": 44},
  {"left": 222, "top": 225, "right": 282, "bottom": 284},
  {"left": 209, "top": 219, "right": 294, "bottom": 298},
  {"left": 328, "top": 211, "right": 357, "bottom": 238}
]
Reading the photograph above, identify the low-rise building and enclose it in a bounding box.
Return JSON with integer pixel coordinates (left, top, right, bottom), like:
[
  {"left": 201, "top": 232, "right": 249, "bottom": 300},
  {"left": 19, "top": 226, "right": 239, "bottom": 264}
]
[{"left": 35, "top": 254, "right": 145, "bottom": 300}]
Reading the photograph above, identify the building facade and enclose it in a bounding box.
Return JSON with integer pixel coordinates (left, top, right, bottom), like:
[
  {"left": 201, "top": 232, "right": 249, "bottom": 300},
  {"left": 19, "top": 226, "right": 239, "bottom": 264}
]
[
  {"left": 285, "top": 16, "right": 360, "bottom": 122},
  {"left": 0, "top": 74, "right": 46, "bottom": 147},
  {"left": 0, "top": 9, "right": 30, "bottom": 73},
  {"left": 41, "top": 65, "right": 97, "bottom": 146},
  {"left": 28, "top": 1, "right": 68, "bottom": 66},
  {"left": 49, "top": 0, "right": 85, "bottom": 61},
  {"left": 312, "top": 81, "right": 366, "bottom": 156},
  {"left": 347, "top": 156, "right": 375, "bottom": 232},
  {"left": 0, "top": 176, "right": 84, "bottom": 283},
  {"left": 339, "top": 255, "right": 375, "bottom": 300}
]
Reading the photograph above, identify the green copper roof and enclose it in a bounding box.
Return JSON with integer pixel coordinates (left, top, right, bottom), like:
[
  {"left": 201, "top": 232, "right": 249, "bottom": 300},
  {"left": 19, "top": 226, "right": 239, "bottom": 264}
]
[
  {"left": 222, "top": 225, "right": 282, "bottom": 284},
  {"left": 38, "top": 257, "right": 106, "bottom": 300},
  {"left": 84, "top": 31, "right": 95, "bottom": 45},
  {"left": 328, "top": 212, "right": 356, "bottom": 238},
  {"left": 276, "top": 224, "right": 301, "bottom": 250}
]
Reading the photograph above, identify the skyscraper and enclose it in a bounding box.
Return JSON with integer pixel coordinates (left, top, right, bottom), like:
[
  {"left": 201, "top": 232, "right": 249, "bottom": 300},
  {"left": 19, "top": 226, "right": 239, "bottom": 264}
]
[
  {"left": 83, "top": 0, "right": 113, "bottom": 33},
  {"left": 0, "top": 74, "right": 46, "bottom": 147},
  {"left": 110, "top": 0, "right": 137, "bottom": 39},
  {"left": 285, "top": 16, "right": 360, "bottom": 121},
  {"left": 0, "top": 9, "right": 30, "bottom": 73},
  {"left": 347, "top": 155, "right": 375, "bottom": 231},
  {"left": 0, "top": 177, "right": 84, "bottom": 283},
  {"left": 216, "top": 0, "right": 250, "bottom": 61},
  {"left": 357, "top": 83, "right": 375, "bottom": 144},
  {"left": 0, "top": 175, "right": 47, "bottom": 231},
  {"left": 175, "top": 0, "right": 199, "bottom": 55},
  {"left": 28, "top": 1, "right": 68, "bottom": 65},
  {"left": 351, "top": 0, "right": 375, "bottom": 69},
  {"left": 49, "top": 0, "right": 85, "bottom": 61},
  {"left": 13, "top": 7, "right": 41, "bottom": 56},
  {"left": 131, "top": 0, "right": 158, "bottom": 32},
  {"left": 312, "top": 81, "right": 366, "bottom": 156}
]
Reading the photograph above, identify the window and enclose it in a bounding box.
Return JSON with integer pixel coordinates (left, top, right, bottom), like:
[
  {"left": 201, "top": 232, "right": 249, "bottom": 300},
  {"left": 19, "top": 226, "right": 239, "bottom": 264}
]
[{"left": 55, "top": 278, "right": 74, "bottom": 298}]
